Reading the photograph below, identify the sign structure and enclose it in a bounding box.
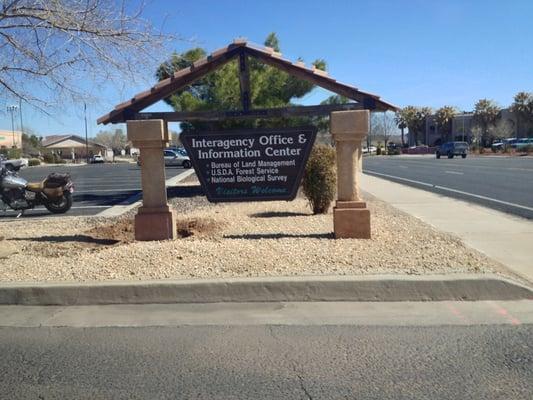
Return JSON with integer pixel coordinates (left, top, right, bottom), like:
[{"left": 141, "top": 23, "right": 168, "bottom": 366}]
[{"left": 181, "top": 127, "right": 317, "bottom": 202}]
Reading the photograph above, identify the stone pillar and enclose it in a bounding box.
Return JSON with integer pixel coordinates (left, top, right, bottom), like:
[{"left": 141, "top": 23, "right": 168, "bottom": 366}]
[
  {"left": 127, "top": 119, "right": 177, "bottom": 241},
  {"left": 331, "top": 110, "right": 371, "bottom": 239}
]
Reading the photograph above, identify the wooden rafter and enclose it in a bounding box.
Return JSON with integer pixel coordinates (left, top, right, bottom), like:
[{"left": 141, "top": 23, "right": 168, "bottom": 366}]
[
  {"left": 134, "top": 103, "right": 363, "bottom": 122},
  {"left": 98, "top": 40, "right": 397, "bottom": 125},
  {"left": 238, "top": 50, "right": 251, "bottom": 111}
]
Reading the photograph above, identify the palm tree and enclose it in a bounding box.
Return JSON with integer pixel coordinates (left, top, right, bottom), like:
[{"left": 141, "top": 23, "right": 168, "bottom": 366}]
[
  {"left": 473, "top": 99, "right": 500, "bottom": 147},
  {"left": 397, "top": 106, "right": 432, "bottom": 146},
  {"left": 511, "top": 92, "right": 533, "bottom": 138},
  {"left": 416, "top": 107, "right": 433, "bottom": 145},
  {"left": 394, "top": 112, "right": 407, "bottom": 146},
  {"left": 435, "top": 106, "right": 457, "bottom": 143}
]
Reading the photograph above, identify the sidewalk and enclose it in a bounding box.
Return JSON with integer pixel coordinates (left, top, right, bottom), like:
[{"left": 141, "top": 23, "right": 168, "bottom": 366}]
[{"left": 361, "top": 174, "right": 533, "bottom": 284}]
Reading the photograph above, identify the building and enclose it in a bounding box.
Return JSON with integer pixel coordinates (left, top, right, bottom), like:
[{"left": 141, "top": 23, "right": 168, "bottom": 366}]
[
  {"left": 422, "top": 112, "right": 475, "bottom": 146},
  {"left": 0, "top": 130, "right": 22, "bottom": 149},
  {"left": 41, "top": 135, "right": 108, "bottom": 160},
  {"left": 417, "top": 108, "right": 530, "bottom": 147}
]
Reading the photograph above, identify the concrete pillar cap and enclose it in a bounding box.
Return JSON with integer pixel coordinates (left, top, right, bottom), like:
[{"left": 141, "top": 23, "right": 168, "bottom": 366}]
[
  {"left": 127, "top": 119, "right": 168, "bottom": 143},
  {"left": 330, "top": 110, "right": 369, "bottom": 137}
]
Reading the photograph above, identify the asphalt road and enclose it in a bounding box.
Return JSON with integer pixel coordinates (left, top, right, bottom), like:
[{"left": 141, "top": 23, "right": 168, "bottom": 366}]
[
  {"left": 0, "top": 323, "right": 531, "bottom": 399},
  {"left": 1, "top": 301, "right": 532, "bottom": 399},
  {"left": 363, "top": 156, "right": 533, "bottom": 219},
  {"left": 1, "top": 163, "right": 187, "bottom": 218}
]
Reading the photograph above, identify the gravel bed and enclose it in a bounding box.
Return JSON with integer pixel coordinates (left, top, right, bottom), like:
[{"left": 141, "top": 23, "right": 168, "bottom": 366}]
[{"left": 0, "top": 180, "right": 505, "bottom": 283}]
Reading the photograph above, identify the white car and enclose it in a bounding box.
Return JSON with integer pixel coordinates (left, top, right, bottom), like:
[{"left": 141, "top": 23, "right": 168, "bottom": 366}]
[
  {"left": 362, "top": 146, "right": 377, "bottom": 154},
  {"left": 0, "top": 155, "right": 28, "bottom": 171},
  {"left": 90, "top": 154, "right": 105, "bottom": 164}
]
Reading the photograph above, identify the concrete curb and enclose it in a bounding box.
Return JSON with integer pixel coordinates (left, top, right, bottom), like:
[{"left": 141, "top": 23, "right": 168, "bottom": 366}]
[{"left": 0, "top": 274, "right": 531, "bottom": 305}]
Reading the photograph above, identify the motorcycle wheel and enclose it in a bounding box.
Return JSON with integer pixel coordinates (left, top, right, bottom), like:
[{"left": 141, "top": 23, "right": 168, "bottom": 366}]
[{"left": 44, "top": 192, "right": 73, "bottom": 214}]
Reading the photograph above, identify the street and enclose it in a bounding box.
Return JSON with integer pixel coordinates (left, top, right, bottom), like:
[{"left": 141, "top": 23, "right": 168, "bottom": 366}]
[
  {"left": 1, "top": 163, "right": 188, "bottom": 218},
  {"left": 0, "top": 301, "right": 532, "bottom": 399},
  {"left": 363, "top": 156, "right": 533, "bottom": 219}
]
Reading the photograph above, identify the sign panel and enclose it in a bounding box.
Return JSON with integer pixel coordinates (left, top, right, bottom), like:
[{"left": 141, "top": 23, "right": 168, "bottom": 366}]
[{"left": 181, "top": 127, "right": 317, "bottom": 202}]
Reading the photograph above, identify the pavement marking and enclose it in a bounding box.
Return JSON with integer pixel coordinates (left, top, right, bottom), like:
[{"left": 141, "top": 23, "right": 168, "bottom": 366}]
[
  {"left": 445, "top": 302, "right": 469, "bottom": 324},
  {"left": 2, "top": 205, "right": 112, "bottom": 213},
  {"left": 487, "top": 301, "right": 521, "bottom": 325},
  {"left": 75, "top": 188, "right": 141, "bottom": 193},
  {"left": 363, "top": 170, "right": 435, "bottom": 188},
  {"left": 364, "top": 170, "right": 533, "bottom": 213},
  {"left": 70, "top": 205, "right": 112, "bottom": 209},
  {"left": 507, "top": 167, "right": 533, "bottom": 172},
  {"left": 373, "top": 157, "right": 531, "bottom": 169},
  {"left": 96, "top": 169, "right": 196, "bottom": 218},
  {"left": 444, "top": 170, "right": 464, "bottom": 175}
]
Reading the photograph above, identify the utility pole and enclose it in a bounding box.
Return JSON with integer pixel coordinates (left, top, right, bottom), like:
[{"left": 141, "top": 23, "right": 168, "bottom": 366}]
[
  {"left": 462, "top": 111, "right": 465, "bottom": 142},
  {"left": 84, "top": 102, "right": 89, "bottom": 164},
  {"left": 7, "top": 105, "right": 18, "bottom": 148},
  {"left": 19, "top": 98, "right": 24, "bottom": 152}
]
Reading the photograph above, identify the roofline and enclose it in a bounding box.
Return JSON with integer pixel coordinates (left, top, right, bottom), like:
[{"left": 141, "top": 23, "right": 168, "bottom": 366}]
[
  {"left": 42, "top": 134, "right": 107, "bottom": 148},
  {"left": 98, "top": 40, "right": 398, "bottom": 124}
]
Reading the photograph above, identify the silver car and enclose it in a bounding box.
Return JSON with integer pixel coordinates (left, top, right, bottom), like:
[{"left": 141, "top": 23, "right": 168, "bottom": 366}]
[
  {"left": 137, "top": 149, "right": 191, "bottom": 168},
  {"left": 164, "top": 149, "right": 191, "bottom": 168}
]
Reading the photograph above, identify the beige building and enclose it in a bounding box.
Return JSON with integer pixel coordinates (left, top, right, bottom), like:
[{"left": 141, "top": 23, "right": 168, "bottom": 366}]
[
  {"left": 42, "top": 135, "right": 107, "bottom": 159},
  {"left": 0, "top": 130, "right": 22, "bottom": 149}
]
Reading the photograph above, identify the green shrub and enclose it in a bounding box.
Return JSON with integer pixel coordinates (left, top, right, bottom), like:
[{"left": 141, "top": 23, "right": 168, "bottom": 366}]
[
  {"left": 0, "top": 148, "right": 22, "bottom": 159},
  {"left": 28, "top": 158, "right": 41, "bottom": 166},
  {"left": 43, "top": 153, "right": 55, "bottom": 163},
  {"left": 302, "top": 144, "right": 336, "bottom": 214}
]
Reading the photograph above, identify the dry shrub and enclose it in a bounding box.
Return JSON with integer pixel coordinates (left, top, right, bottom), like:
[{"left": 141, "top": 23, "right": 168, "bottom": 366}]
[
  {"left": 88, "top": 219, "right": 135, "bottom": 243},
  {"left": 302, "top": 144, "right": 336, "bottom": 214},
  {"left": 176, "top": 217, "right": 220, "bottom": 238},
  {"left": 87, "top": 217, "right": 221, "bottom": 242}
]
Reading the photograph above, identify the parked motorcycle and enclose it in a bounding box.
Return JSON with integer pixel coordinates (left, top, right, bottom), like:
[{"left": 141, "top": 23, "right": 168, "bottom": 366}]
[{"left": 0, "top": 167, "right": 74, "bottom": 216}]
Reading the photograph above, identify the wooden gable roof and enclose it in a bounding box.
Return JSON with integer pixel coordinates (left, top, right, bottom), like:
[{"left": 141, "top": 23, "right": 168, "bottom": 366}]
[{"left": 98, "top": 40, "right": 397, "bottom": 125}]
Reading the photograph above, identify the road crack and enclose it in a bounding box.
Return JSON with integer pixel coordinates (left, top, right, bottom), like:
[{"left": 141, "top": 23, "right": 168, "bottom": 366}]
[{"left": 267, "top": 325, "right": 313, "bottom": 400}]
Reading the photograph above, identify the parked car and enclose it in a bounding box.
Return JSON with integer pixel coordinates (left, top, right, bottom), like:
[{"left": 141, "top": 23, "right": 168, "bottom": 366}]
[
  {"left": 90, "top": 154, "right": 105, "bottom": 164},
  {"left": 387, "top": 143, "right": 400, "bottom": 151},
  {"left": 362, "top": 146, "right": 377, "bottom": 154},
  {"left": 436, "top": 142, "right": 468, "bottom": 159},
  {"left": 513, "top": 138, "right": 533, "bottom": 150},
  {"left": 0, "top": 154, "right": 29, "bottom": 171},
  {"left": 137, "top": 149, "right": 192, "bottom": 168},
  {"left": 492, "top": 138, "right": 517, "bottom": 151},
  {"left": 174, "top": 147, "right": 188, "bottom": 156},
  {"left": 387, "top": 143, "right": 401, "bottom": 154}
]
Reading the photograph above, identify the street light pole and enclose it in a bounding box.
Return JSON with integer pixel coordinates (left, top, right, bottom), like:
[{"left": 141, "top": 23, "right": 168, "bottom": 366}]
[
  {"left": 84, "top": 102, "right": 89, "bottom": 164},
  {"left": 19, "top": 98, "right": 24, "bottom": 152},
  {"left": 462, "top": 112, "right": 465, "bottom": 142},
  {"left": 7, "top": 105, "right": 18, "bottom": 148},
  {"left": 18, "top": 99, "right": 23, "bottom": 133}
]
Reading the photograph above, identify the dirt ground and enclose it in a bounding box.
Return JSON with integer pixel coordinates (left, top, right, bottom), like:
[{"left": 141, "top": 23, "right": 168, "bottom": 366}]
[{"left": 0, "top": 180, "right": 506, "bottom": 283}]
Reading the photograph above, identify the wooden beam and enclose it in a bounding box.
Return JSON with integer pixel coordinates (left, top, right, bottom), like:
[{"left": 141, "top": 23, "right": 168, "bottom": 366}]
[
  {"left": 133, "top": 103, "right": 363, "bottom": 122},
  {"left": 99, "top": 45, "right": 243, "bottom": 124},
  {"left": 243, "top": 46, "right": 392, "bottom": 111},
  {"left": 238, "top": 51, "right": 251, "bottom": 111}
]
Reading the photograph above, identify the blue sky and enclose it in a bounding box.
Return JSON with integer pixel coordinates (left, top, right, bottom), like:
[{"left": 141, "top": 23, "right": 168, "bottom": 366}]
[{"left": 1, "top": 0, "right": 532, "bottom": 137}]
